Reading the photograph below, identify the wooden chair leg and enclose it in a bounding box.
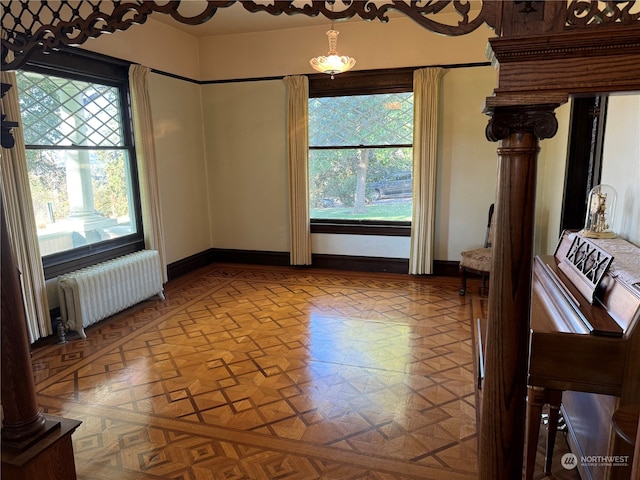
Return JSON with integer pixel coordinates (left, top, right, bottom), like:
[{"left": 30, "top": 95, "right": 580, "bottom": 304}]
[
  {"left": 480, "top": 274, "right": 490, "bottom": 296},
  {"left": 525, "top": 386, "right": 545, "bottom": 480},
  {"left": 544, "top": 389, "right": 563, "bottom": 475},
  {"left": 459, "top": 266, "right": 467, "bottom": 296}
]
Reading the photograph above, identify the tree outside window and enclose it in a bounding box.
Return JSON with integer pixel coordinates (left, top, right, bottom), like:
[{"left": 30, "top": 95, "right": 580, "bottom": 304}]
[{"left": 308, "top": 92, "right": 414, "bottom": 222}]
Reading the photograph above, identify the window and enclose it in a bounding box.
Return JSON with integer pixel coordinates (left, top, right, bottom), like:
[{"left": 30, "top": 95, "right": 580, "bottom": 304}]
[
  {"left": 308, "top": 71, "right": 415, "bottom": 238},
  {"left": 309, "top": 92, "right": 414, "bottom": 224},
  {"left": 16, "top": 51, "right": 143, "bottom": 278}
]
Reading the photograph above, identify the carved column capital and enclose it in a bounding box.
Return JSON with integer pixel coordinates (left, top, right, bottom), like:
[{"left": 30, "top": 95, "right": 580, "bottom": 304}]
[{"left": 485, "top": 104, "right": 559, "bottom": 142}]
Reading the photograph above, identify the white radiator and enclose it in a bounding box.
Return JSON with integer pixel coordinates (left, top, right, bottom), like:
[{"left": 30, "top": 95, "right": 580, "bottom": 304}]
[{"left": 57, "top": 250, "right": 165, "bottom": 338}]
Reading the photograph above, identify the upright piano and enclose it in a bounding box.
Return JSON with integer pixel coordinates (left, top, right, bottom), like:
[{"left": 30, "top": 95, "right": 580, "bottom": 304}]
[{"left": 526, "top": 230, "right": 640, "bottom": 480}]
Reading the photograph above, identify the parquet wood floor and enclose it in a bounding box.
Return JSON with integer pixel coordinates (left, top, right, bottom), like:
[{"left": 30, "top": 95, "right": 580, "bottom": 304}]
[{"left": 29, "top": 264, "right": 578, "bottom": 479}]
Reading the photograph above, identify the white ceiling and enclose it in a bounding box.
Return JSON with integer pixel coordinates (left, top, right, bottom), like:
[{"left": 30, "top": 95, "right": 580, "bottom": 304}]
[{"left": 150, "top": 2, "right": 338, "bottom": 36}]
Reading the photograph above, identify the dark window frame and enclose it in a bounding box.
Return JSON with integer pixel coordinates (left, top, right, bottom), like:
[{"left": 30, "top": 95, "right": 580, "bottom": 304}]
[
  {"left": 308, "top": 68, "right": 415, "bottom": 236},
  {"left": 20, "top": 48, "right": 144, "bottom": 279}
]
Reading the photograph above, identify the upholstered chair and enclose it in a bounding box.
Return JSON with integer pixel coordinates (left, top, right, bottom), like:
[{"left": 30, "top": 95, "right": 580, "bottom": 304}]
[{"left": 459, "top": 204, "right": 495, "bottom": 296}]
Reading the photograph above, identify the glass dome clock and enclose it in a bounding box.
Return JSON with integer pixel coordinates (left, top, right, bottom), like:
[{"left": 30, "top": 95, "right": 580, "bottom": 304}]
[{"left": 580, "top": 184, "right": 617, "bottom": 239}]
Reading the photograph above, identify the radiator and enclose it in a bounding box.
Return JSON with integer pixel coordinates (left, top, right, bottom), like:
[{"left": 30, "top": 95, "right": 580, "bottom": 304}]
[{"left": 57, "top": 250, "right": 165, "bottom": 338}]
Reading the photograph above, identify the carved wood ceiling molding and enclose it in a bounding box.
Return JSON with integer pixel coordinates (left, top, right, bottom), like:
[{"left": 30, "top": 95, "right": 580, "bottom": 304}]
[
  {"left": 1, "top": 1, "right": 638, "bottom": 71},
  {"left": 567, "top": 0, "right": 640, "bottom": 27}
]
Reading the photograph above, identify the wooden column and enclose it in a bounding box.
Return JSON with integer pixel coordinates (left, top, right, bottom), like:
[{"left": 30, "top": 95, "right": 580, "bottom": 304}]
[
  {"left": 1, "top": 83, "right": 81, "bottom": 479},
  {"left": 0, "top": 138, "right": 47, "bottom": 446},
  {"left": 479, "top": 104, "right": 558, "bottom": 480}
]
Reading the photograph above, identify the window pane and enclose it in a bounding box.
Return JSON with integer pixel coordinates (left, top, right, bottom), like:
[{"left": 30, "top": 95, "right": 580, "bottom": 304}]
[
  {"left": 27, "top": 150, "right": 136, "bottom": 256},
  {"left": 309, "top": 92, "right": 414, "bottom": 222},
  {"left": 28, "top": 148, "right": 137, "bottom": 256},
  {"left": 16, "top": 68, "right": 140, "bottom": 262},
  {"left": 309, "top": 93, "right": 413, "bottom": 147},
  {"left": 309, "top": 147, "right": 413, "bottom": 221},
  {"left": 17, "top": 71, "right": 123, "bottom": 147}
]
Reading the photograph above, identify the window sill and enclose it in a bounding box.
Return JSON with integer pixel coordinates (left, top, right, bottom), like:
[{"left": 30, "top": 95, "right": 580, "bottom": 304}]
[
  {"left": 43, "top": 236, "right": 145, "bottom": 279},
  {"left": 310, "top": 220, "right": 411, "bottom": 237}
]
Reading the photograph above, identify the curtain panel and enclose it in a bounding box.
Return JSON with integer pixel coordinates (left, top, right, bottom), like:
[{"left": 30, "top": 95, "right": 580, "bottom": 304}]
[
  {"left": 1, "top": 69, "right": 52, "bottom": 342},
  {"left": 129, "top": 65, "right": 168, "bottom": 282},
  {"left": 284, "top": 75, "right": 312, "bottom": 265},
  {"left": 409, "top": 67, "right": 445, "bottom": 275}
]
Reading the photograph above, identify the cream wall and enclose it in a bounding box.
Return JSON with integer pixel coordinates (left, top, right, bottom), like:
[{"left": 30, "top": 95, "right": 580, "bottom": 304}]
[
  {"left": 199, "top": 65, "right": 499, "bottom": 260},
  {"left": 76, "top": 11, "right": 575, "bottom": 265},
  {"left": 199, "top": 17, "right": 494, "bottom": 81},
  {"left": 202, "top": 80, "right": 290, "bottom": 252},
  {"left": 79, "top": 12, "right": 494, "bottom": 82},
  {"left": 312, "top": 234, "right": 411, "bottom": 258},
  {"left": 534, "top": 103, "right": 571, "bottom": 255},
  {"left": 531, "top": 93, "right": 640, "bottom": 254},
  {"left": 601, "top": 94, "right": 640, "bottom": 245},
  {"left": 437, "top": 65, "right": 499, "bottom": 260},
  {"left": 76, "top": 12, "right": 504, "bottom": 263},
  {"left": 83, "top": 18, "right": 202, "bottom": 80},
  {"left": 147, "top": 73, "right": 212, "bottom": 264}
]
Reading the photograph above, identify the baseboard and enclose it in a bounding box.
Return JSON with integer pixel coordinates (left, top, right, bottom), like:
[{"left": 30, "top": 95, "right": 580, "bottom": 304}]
[
  {"left": 167, "top": 249, "right": 462, "bottom": 280},
  {"left": 167, "top": 249, "right": 216, "bottom": 281},
  {"left": 211, "top": 248, "right": 291, "bottom": 267},
  {"left": 311, "top": 254, "right": 409, "bottom": 273},
  {"left": 432, "top": 260, "right": 460, "bottom": 277}
]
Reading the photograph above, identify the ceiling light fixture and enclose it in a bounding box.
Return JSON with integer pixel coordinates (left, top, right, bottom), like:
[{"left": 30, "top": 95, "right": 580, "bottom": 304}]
[{"left": 309, "top": 16, "right": 356, "bottom": 79}]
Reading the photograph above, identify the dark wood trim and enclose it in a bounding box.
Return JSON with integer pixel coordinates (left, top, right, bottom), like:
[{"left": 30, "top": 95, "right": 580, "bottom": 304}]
[
  {"left": 211, "top": 249, "right": 291, "bottom": 267},
  {"left": 3, "top": 2, "right": 495, "bottom": 71},
  {"left": 487, "top": 26, "right": 640, "bottom": 102},
  {"left": 309, "top": 68, "right": 414, "bottom": 97},
  {"left": 560, "top": 95, "right": 607, "bottom": 232},
  {"left": 309, "top": 63, "right": 490, "bottom": 97},
  {"left": 43, "top": 240, "right": 145, "bottom": 280},
  {"left": 150, "top": 69, "right": 202, "bottom": 85},
  {"left": 22, "top": 49, "right": 146, "bottom": 281},
  {"left": 1, "top": 196, "right": 48, "bottom": 441},
  {"left": 152, "top": 61, "right": 492, "bottom": 87},
  {"left": 310, "top": 143, "right": 412, "bottom": 151},
  {"left": 489, "top": 25, "right": 640, "bottom": 65},
  {"left": 166, "top": 249, "right": 216, "bottom": 281},
  {"left": 432, "top": 260, "right": 460, "bottom": 278},
  {"left": 310, "top": 254, "right": 408, "bottom": 274},
  {"left": 171, "top": 248, "right": 461, "bottom": 277},
  {"left": 310, "top": 221, "right": 411, "bottom": 236},
  {"left": 25, "top": 48, "right": 130, "bottom": 83},
  {"left": 1, "top": 415, "right": 82, "bottom": 480},
  {"left": 200, "top": 75, "right": 286, "bottom": 85}
]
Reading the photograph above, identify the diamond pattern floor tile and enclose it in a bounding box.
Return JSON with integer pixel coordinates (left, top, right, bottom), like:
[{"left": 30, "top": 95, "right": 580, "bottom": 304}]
[{"left": 30, "top": 264, "right": 578, "bottom": 479}]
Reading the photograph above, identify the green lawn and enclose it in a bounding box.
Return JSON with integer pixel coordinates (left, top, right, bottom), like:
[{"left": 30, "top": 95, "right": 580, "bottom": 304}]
[{"left": 311, "top": 199, "right": 412, "bottom": 221}]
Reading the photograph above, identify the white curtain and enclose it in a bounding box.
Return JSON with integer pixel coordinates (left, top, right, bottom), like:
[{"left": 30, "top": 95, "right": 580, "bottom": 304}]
[
  {"left": 129, "top": 64, "right": 168, "bottom": 282},
  {"left": 409, "top": 67, "right": 445, "bottom": 275},
  {"left": 1, "top": 70, "right": 52, "bottom": 342},
  {"left": 284, "top": 75, "right": 312, "bottom": 265}
]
